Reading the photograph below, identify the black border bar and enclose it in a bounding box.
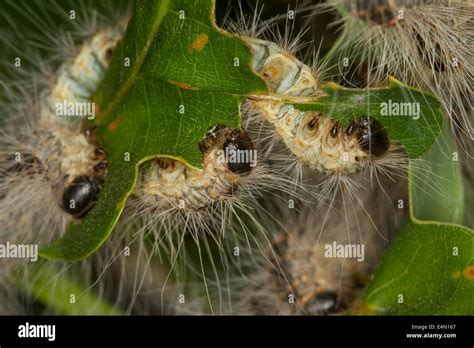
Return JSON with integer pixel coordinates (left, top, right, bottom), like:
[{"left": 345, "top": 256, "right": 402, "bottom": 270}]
[{"left": 0, "top": 315, "right": 473, "bottom": 345}]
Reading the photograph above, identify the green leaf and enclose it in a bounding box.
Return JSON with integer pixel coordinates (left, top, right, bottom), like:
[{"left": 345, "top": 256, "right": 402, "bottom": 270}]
[
  {"left": 411, "top": 123, "right": 464, "bottom": 224},
  {"left": 291, "top": 77, "right": 444, "bottom": 159},
  {"left": 357, "top": 134, "right": 473, "bottom": 315},
  {"left": 14, "top": 262, "right": 122, "bottom": 315},
  {"left": 358, "top": 221, "right": 474, "bottom": 315},
  {"left": 40, "top": 0, "right": 267, "bottom": 260}
]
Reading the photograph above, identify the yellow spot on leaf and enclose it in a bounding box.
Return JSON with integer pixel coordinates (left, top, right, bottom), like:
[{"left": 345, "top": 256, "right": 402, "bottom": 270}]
[
  {"left": 451, "top": 271, "right": 461, "bottom": 279},
  {"left": 191, "top": 33, "right": 208, "bottom": 52},
  {"left": 115, "top": 200, "right": 125, "bottom": 210}
]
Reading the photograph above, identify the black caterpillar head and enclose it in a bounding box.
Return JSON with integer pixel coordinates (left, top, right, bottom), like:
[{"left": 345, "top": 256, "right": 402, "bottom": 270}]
[
  {"left": 356, "top": 116, "right": 389, "bottom": 157},
  {"left": 62, "top": 176, "right": 103, "bottom": 219},
  {"left": 223, "top": 128, "right": 255, "bottom": 175},
  {"left": 199, "top": 125, "right": 255, "bottom": 176}
]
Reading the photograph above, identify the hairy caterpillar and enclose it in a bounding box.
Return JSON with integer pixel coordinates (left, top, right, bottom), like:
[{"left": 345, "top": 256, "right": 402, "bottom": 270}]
[
  {"left": 118, "top": 126, "right": 294, "bottom": 296},
  {"left": 220, "top": 2, "right": 406, "bottom": 193},
  {"left": 0, "top": 2, "right": 132, "bottom": 314},
  {"left": 0, "top": 1, "right": 294, "bottom": 248},
  {"left": 320, "top": 0, "right": 473, "bottom": 152},
  {"left": 1, "top": 26, "right": 126, "bottom": 244},
  {"left": 163, "top": 0, "right": 456, "bottom": 315},
  {"left": 170, "top": 168, "right": 408, "bottom": 315},
  {"left": 1, "top": 0, "right": 456, "bottom": 317},
  {"left": 0, "top": 1, "right": 301, "bottom": 314},
  {"left": 128, "top": 125, "right": 273, "bottom": 230}
]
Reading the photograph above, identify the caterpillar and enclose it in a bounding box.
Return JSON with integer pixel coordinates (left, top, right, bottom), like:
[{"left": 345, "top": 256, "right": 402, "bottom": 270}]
[
  {"left": 220, "top": 2, "right": 406, "bottom": 191},
  {"left": 1, "top": 0, "right": 457, "bottom": 316},
  {"left": 170, "top": 167, "right": 408, "bottom": 315},
  {"left": 128, "top": 125, "right": 270, "bottom": 229},
  {"left": 118, "top": 125, "right": 294, "bottom": 295},
  {"left": 0, "top": 25, "right": 125, "bottom": 246},
  {"left": 0, "top": 2, "right": 133, "bottom": 314},
  {"left": 0, "top": 6, "right": 131, "bottom": 244},
  {"left": 0, "top": 0, "right": 300, "bottom": 314},
  {"left": 320, "top": 0, "right": 473, "bottom": 151}
]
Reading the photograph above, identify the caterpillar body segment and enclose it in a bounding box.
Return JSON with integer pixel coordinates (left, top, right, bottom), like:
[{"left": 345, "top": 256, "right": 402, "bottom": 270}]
[
  {"left": 241, "top": 35, "right": 392, "bottom": 176},
  {"left": 132, "top": 126, "right": 257, "bottom": 213},
  {"left": 242, "top": 36, "right": 321, "bottom": 97},
  {"left": 40, "top": 26, "right": 125, "bottom": 126}
]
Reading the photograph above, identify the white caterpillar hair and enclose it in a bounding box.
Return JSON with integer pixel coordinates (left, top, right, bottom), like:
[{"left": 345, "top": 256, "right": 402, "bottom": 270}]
[
  {"left": 319, "top": 0, "right": 473, "bottom": 153},
  {"left": 164, "top": 0, "right": 459, "bottom": 315},
  {"left": 0, "top": 0, "right": 301, "bottom": 314},
  {"left": 169, "top": 165, "right": 408, "bottom": 315},
  {"left": 0, "top": 0, "right": 130, "bottom": 313},
  {"left": 219, "top": 0, "right": 410, "bottom": 208},
  {"left": 1, "top": 0, "right": 461, "bottom": 316}
]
